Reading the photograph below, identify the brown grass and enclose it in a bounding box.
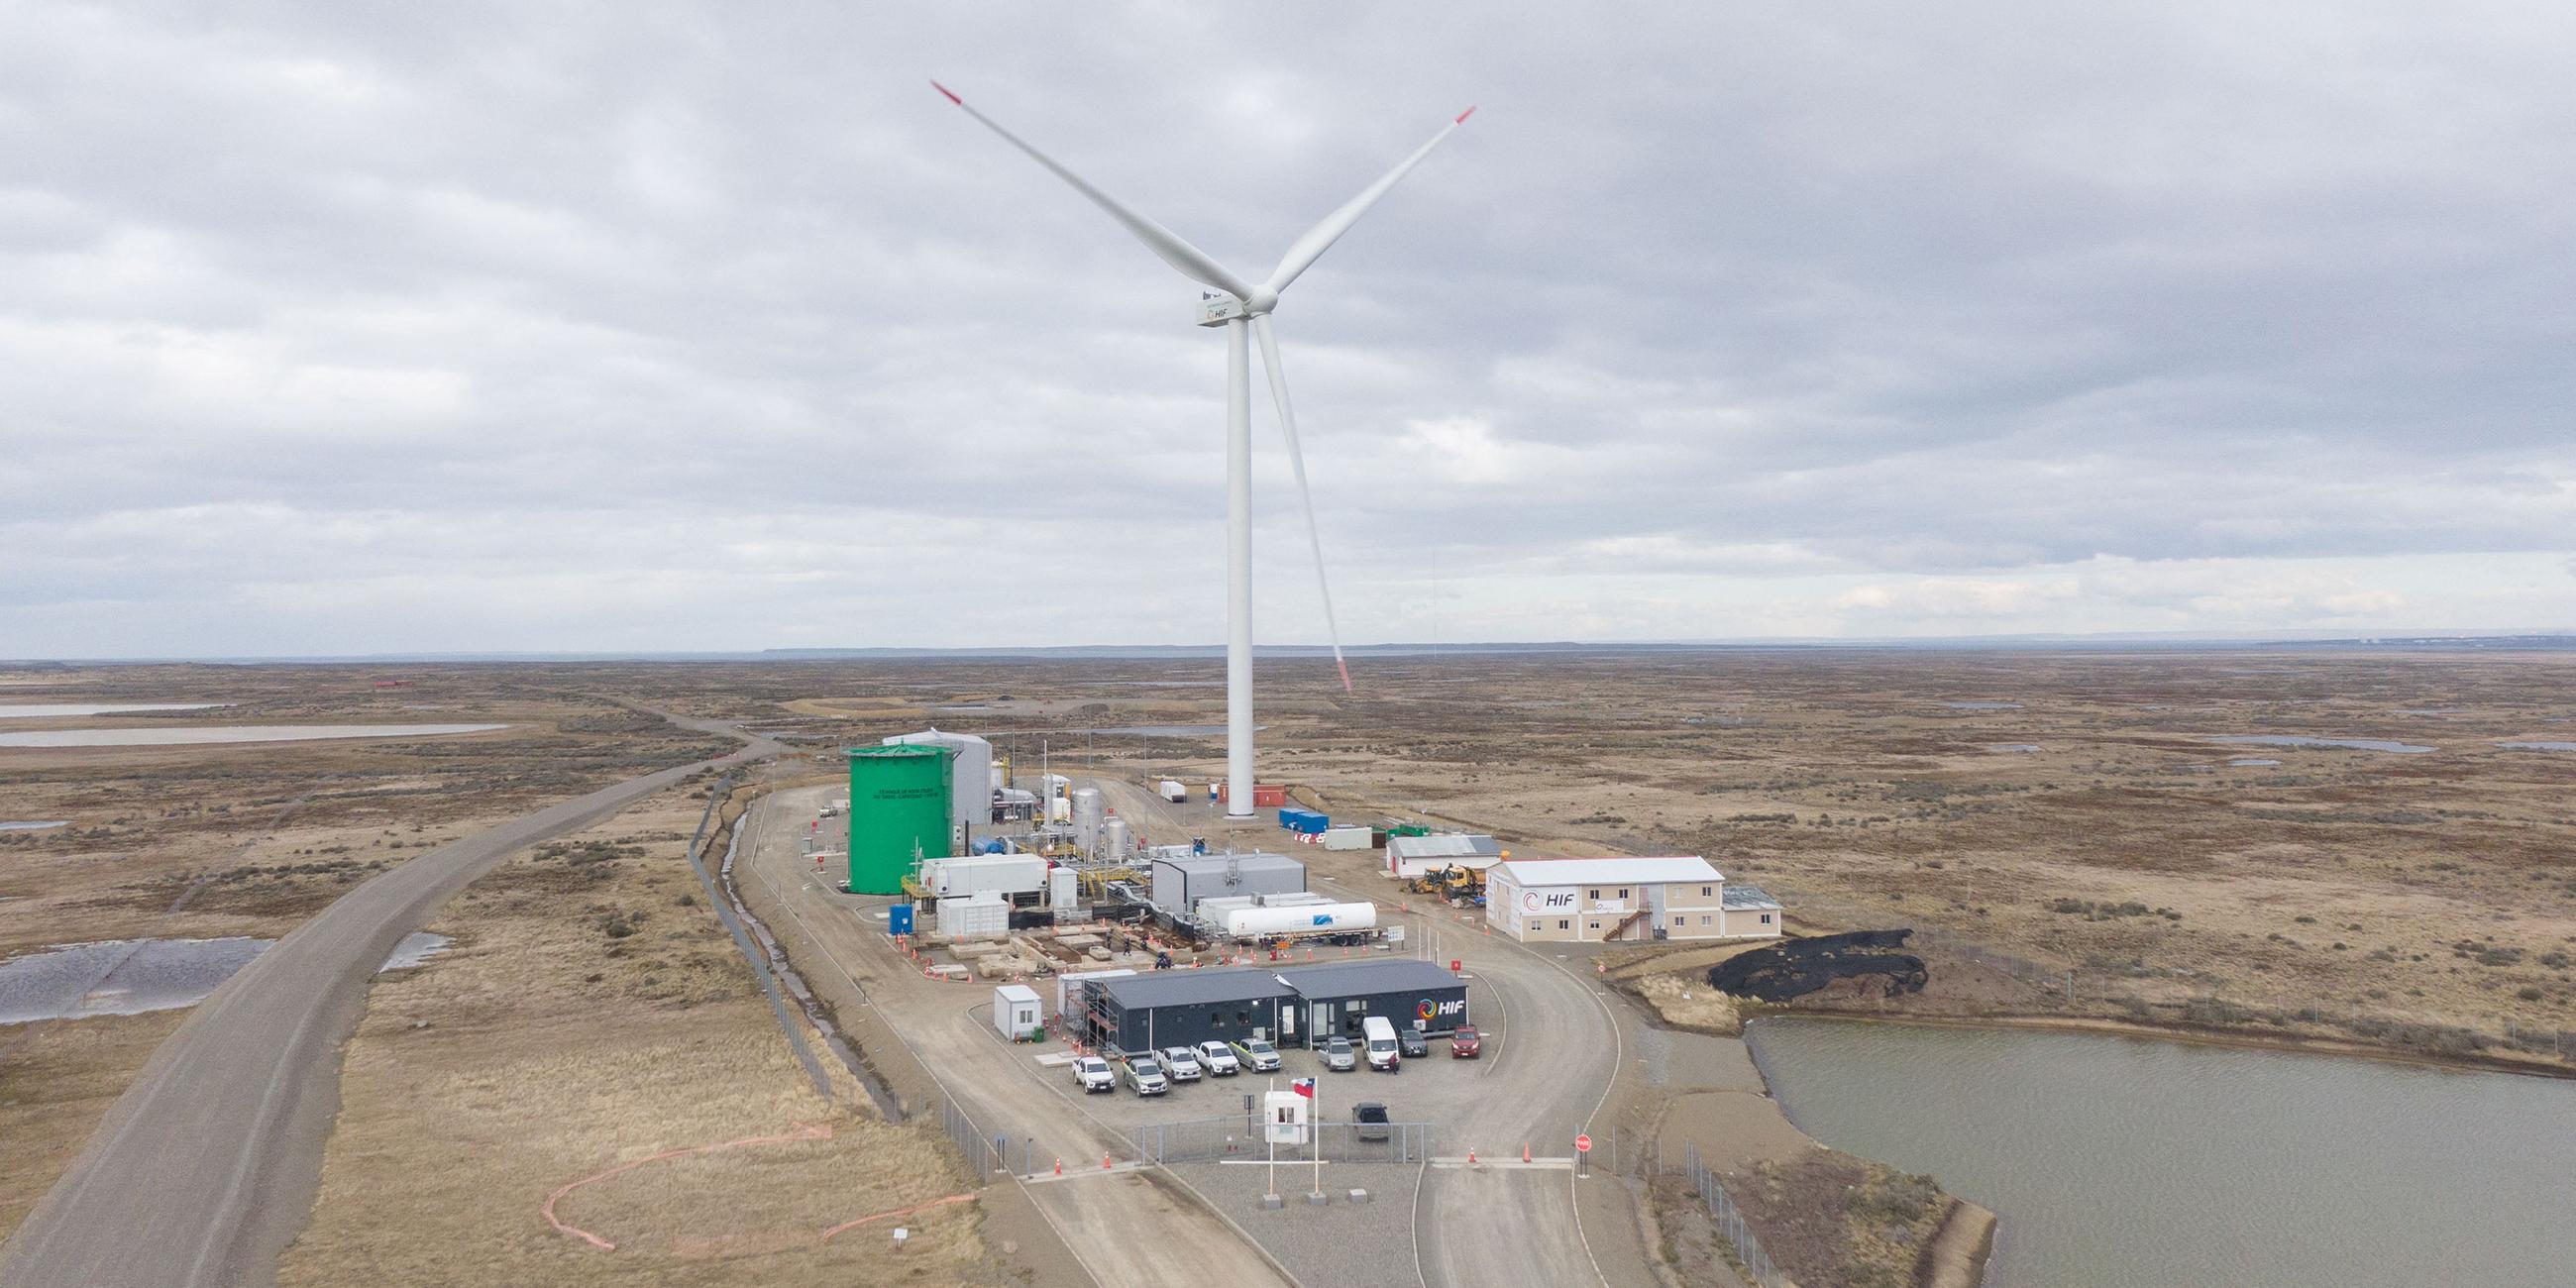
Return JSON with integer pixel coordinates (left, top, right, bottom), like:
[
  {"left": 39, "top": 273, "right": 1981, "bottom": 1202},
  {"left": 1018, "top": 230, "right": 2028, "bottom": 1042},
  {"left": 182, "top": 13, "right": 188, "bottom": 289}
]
[{"left": 274, "top": 784, "right": 1005, "bottom": 1287}]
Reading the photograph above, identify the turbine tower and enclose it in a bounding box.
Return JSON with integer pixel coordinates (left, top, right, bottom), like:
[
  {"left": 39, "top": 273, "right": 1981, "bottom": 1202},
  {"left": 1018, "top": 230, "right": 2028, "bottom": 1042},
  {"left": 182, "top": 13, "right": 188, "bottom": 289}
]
[{"left": 934, "top": 81, "right": 1470, "bottom": 818}]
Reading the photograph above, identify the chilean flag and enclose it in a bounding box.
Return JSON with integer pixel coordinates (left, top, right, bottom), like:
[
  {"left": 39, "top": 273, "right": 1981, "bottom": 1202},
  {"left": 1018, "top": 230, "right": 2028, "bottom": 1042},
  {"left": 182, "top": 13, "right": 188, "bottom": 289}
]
[{"left": 1290, "top": 1077, "right": 1316, "bottom": 1099}]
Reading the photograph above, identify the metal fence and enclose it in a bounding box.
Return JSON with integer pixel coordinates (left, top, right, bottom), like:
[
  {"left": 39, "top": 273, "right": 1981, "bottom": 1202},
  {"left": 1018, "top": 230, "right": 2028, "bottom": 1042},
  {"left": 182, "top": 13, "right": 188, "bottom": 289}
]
[
  {"left": 1677, "top": 1143, "right": 1787, "bottom": 1288},
  {"left": 1127, "top": 1114, "right": 1435, "bottom": 1165}
]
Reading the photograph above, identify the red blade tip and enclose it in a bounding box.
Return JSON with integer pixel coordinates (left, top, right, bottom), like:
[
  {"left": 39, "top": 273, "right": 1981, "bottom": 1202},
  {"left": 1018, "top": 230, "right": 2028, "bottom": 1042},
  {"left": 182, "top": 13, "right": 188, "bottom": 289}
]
[
  {"left": 1337, "top": 659, "right": 1353, "bottom": 694},
  {"left": 931, "top": 80, "right": 962, "bottom": 105},
  {"left": 1454, "top": 105, "right": 1476, "bottom": 124}
]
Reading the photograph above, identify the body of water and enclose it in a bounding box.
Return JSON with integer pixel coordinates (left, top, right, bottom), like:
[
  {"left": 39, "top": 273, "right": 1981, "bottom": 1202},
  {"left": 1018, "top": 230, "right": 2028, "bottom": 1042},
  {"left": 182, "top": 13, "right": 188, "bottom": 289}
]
[
  {"left": 1063, "top": 724, "right": 1265, "bottom": 738},
  {"left": 0, "top": 723, "right": 505, "bottom": 748},
  {"left": 1988, "top": 743, "right": 2041, "bottom": 753},
  {"left": 1746, "top": 1018, "right": 2576, "bottom": 1288},
  {"left": 0, "top": 821, "right": 69, "bottom": 831},
  {"left": 1944, "top": 700, "right": 2021, "bottom": 710},
  {"left": 2227, "top": 757, "right": 2284, "bottom": 768},
  {"left": 0, "top": 702, "right": 229, "bottom": 719},
  {"left": 2498, "top": 741, "right": 2576, "bottom": 752},
  {"left": 0, "top": 931, "right": 457, "bottom": 1023},
  {"left": 2205, "top": 734, "right": 2436, "bottom": 754}
]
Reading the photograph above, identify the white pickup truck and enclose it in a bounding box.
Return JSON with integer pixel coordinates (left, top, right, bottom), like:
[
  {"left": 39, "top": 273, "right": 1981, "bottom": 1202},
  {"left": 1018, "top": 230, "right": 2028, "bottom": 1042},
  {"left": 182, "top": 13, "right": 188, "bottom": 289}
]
[
  {"left": 1159, "top": 1045, "right": 1206, "bottom": 1081},
  {"left": 1071, "top": 1055, "right": 1116, "bottom": 1093},
  {"left": 1195, "top": 1040, "right": 1241, "bottom": 1075}
]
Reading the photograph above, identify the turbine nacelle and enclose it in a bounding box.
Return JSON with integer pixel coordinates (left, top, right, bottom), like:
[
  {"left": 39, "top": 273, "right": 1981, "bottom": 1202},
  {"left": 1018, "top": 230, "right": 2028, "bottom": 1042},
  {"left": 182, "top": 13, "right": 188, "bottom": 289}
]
[{"left": 1194, "top": 287, "right": 1281, "bottom": 328}]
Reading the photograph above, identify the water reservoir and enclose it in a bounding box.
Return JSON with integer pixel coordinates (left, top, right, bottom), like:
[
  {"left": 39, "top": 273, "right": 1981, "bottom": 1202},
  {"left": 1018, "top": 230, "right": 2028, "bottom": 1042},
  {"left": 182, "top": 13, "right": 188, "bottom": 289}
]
[{"left": 846, "top": 745, "right": 951, "bottom": 895}]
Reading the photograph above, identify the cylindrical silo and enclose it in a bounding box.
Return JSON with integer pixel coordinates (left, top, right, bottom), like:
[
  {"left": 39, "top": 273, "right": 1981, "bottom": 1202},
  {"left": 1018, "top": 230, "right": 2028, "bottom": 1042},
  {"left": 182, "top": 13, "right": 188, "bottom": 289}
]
[
  {"left": 1071, "top": 787, "right": 1105, "bottom": 852},
  {"left": 1104, "top": 813, "right": 1130, "bottom": 862},
  {"left": 846, "top": 745, "right": 951, "bottom": 895}
]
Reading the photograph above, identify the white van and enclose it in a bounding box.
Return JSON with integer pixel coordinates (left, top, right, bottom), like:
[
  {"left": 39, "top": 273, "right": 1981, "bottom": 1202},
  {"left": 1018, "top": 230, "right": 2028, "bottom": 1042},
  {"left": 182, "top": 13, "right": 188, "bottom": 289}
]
[{"left": 1361, "top": 1016, "right": 1401, "bottom": 1071}]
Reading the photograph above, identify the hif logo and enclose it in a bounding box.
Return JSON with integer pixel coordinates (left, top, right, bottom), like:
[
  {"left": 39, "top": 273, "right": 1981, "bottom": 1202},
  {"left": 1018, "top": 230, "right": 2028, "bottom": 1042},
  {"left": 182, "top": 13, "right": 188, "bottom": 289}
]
[
  {"left": 1417, "top": 997, "right": 1438, "bottom": 1020},
  {"left": 1521, "top": 890, "right": 1542, "bottom": 912}
]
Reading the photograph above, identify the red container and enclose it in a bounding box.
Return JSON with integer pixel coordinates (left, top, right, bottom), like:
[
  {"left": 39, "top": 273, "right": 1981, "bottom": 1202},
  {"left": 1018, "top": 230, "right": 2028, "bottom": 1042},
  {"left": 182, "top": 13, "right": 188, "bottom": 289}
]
[{"left": 1215, "top": 784, "right": 1289, "bottom": 807}]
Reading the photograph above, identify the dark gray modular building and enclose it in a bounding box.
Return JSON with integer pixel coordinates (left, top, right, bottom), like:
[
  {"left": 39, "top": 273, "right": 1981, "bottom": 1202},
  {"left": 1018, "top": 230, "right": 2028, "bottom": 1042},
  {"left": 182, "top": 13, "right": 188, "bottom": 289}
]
[
  {"left": 1148, "top": 851, "right": 1306, "bottom": 914},
  {"left": 1085, "top": 958, "right": 1469, "bottom": 1055}
]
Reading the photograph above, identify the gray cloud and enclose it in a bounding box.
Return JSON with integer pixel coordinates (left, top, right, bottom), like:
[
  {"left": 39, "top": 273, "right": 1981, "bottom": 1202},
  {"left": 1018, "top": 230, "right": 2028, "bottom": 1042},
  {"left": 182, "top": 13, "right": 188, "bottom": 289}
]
[{"left": 2, "top": 2, "right": 2571, "bottom": 654}]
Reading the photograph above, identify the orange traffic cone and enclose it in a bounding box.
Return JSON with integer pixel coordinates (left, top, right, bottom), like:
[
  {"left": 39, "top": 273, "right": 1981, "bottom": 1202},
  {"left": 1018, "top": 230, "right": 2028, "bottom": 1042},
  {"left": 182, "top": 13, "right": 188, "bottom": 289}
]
[
  {"left": 1101, "top": 1152, "right": 1112, "bottom": 1170},
  {"left": 1054, "top": 1159, "right": 1062, "bottom": 1177},
  {"left": 1522, "top": 1143, "right": 1530, "bottom": 1162}
]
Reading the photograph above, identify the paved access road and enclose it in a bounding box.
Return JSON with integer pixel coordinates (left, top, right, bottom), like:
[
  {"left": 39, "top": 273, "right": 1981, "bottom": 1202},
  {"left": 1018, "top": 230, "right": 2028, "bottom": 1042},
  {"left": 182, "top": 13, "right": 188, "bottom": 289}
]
[{"left": 0, "top": 714, "right": 774, "bottom": 1288}]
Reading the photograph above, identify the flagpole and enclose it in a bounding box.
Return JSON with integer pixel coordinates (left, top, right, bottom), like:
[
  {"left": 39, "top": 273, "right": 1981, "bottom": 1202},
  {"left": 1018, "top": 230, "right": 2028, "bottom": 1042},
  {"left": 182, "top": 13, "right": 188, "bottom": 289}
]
[
  {"left": 1265, "top": 1076, "right": 1277, "bottom": 1201},
  {"left": 1312, "top": 1073, "right": 1324, "bottom": 1200}
]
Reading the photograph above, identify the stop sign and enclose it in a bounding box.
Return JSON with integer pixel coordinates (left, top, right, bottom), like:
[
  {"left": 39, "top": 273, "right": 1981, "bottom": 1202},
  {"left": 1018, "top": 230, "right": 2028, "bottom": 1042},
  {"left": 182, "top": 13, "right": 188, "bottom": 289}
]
[{"left": 1575, "top": 1133, "right": 1592, "bottom": 1153}]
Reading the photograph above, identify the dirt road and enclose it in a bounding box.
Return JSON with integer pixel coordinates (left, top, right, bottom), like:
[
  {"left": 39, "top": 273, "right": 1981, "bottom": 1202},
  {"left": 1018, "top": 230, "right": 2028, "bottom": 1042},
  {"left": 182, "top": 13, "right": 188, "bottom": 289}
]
[{"left": 0, "top": 716, "right": 772, "bottom": 1288}]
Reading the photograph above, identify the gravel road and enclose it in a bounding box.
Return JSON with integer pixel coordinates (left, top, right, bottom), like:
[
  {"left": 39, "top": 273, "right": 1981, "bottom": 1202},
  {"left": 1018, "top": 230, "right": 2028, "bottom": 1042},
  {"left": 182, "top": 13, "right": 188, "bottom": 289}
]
[{"left": 0, "top": 714, "right": 772, "bottom": 1288}]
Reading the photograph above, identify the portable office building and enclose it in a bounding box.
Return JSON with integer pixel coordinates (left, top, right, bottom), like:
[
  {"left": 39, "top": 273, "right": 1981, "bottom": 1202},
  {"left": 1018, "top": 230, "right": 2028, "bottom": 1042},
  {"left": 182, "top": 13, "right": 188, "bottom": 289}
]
[
  {"left": 1086, "top": 959, "right": 1470, "bottom": 1055},
  {"left": 992, "top": 984, "right": 1042, "bottom": 1040}
]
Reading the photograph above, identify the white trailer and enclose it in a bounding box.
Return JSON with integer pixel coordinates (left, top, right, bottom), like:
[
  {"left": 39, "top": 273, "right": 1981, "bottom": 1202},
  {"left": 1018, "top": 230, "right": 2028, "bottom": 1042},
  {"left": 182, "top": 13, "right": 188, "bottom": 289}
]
[
  {"left": 1158, "top": 779, "right": 1189, "bottom": 804},
  {"left": 926, "top": 854, "right": 1048, "bottom": 899},
  {"left": 1221, "top": 902, "right": 1378, "bottom": 939}
]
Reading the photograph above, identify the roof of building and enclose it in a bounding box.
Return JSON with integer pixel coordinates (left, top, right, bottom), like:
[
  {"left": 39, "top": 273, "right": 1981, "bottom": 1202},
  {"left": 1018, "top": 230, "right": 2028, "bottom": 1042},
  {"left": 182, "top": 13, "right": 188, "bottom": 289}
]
[
  {"left": 1098, "top": 968, "right": 1295, "bottom": 1011},
  {"left": 1720, "top": 884, "right": 1781, "bottom": 911},
  {"left": 1385, "top": 833, "right": 1504, "bottom": 859},
  {"left": 1488, "top": 856, "right": 1723, "bottom": 887},
  {"left": 1096, "top": 959, "right": 1467, "bottom": 1011},
  {"left": 1150, "top": 851, "right": 1306, "bottom": 874},
  {"left": 995, "top": 984, "right": 1042, "bottom": 1002},
  {"left": 1275, "top": 959, "right": 1468, "bottom": 998}
]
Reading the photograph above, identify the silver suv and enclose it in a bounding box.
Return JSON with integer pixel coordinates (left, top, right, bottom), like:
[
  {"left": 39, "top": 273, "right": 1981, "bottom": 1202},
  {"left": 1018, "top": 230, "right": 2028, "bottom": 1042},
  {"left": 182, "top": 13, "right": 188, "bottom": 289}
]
[{"left": 1321, "top": 1036, "right": 1356, "bottom": 1072}]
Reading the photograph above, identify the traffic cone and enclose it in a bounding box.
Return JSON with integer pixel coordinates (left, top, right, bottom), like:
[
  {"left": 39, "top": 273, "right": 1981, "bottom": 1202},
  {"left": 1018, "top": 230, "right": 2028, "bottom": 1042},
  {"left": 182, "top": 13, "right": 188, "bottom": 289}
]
[
  {"left": 1467, "top": 1147, "right": 1476, "bottom": 1163},
  {"left": 1054, "top": 1159, "right": 1062, "bottom": 1176},
  {"left": 1522, "top": 1143, "right": 1530, "bottom": 1163},
  {"left": 1102, "top": 1152, "right": 1112, "bottom": 1170}
]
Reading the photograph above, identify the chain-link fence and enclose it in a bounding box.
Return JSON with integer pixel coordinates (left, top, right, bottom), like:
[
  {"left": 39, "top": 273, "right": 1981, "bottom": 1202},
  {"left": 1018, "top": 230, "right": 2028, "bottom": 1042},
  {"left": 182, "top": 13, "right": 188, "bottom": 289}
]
[
  {"left": 1677, "top": 1142, "right": 1787, "bottom": 1288},
  {"left": 1127, "top": 1114, "right": 1435, "bottom": 1165}
]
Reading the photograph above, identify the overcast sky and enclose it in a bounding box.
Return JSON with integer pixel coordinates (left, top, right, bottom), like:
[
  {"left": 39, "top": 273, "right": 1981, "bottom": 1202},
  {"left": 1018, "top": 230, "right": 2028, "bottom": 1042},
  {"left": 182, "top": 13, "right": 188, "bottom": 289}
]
[{"left": 4, "top": 3, "right": 2571, "bottom": 656}]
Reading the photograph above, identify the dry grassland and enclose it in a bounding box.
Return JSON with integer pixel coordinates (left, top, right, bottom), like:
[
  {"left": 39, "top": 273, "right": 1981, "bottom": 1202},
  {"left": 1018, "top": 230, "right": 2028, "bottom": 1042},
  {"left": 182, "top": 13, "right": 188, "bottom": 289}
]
[{"left": 277, "top": 784, "right": 1003, "bottom": 1287}]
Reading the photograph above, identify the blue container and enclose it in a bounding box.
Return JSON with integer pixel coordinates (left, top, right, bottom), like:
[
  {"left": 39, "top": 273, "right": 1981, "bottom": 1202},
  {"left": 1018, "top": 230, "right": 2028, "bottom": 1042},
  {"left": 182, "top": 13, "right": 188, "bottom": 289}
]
[
  {"left": 1278, "top": 808, "right": 1329, "bottom": 834},
  {"left": 889, "top": 904, "right": 915, "bottom": 936}
]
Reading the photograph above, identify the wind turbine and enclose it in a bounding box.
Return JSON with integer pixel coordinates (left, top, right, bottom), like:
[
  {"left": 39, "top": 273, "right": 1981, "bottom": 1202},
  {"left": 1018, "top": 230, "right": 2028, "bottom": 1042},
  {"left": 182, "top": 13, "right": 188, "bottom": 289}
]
[{"left": 933, "top": 81, "right": 1471, "bottom": 819}]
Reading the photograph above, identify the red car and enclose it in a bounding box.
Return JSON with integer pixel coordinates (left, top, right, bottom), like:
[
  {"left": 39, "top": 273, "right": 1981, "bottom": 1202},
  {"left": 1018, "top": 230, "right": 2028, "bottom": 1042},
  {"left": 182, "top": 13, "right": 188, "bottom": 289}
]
[{"left": 1449, "top": 1024, "right": 1481, "bottom": 1058}]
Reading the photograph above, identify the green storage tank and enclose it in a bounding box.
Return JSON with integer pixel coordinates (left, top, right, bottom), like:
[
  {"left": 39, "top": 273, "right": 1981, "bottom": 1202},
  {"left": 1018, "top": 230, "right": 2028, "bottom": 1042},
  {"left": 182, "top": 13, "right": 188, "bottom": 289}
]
[{"left": 846, "top": 744, "right": 952, "bottom": 895}]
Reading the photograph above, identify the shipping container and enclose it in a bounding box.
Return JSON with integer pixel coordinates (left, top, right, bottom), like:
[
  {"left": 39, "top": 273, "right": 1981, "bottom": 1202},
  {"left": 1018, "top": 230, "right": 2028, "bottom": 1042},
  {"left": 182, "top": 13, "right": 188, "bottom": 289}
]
[
  {"left": 937, "top": 891, "right": 1011, "bottom": 941},
  {"left": 1277, "top": 807, "right": 1329, "bottom": 833},
  {"left": 925, "top": 853, "right": 1047, "bottom": 899},
  {"left": 1215, "top": 783, "right": 1289, "bottom": 808},
  {"left": 1322, "top": 825, "right": 1373, "bottom": 851},
  {"left": 1158, "top": 779, "right": 1189, "bottom": 804}
]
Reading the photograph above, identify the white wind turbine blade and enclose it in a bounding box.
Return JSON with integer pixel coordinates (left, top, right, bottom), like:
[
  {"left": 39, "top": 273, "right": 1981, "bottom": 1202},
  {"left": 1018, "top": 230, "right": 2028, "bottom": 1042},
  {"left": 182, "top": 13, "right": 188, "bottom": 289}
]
[
  {"left": 932, "top": 81, "right": 1255, "bottom": 301},
  {"left": 1263, "top": 107, "right": 1475, "bottom": 296},
  {"left": 1252, "top": 313, "right": 1352, "bottom": 694}
]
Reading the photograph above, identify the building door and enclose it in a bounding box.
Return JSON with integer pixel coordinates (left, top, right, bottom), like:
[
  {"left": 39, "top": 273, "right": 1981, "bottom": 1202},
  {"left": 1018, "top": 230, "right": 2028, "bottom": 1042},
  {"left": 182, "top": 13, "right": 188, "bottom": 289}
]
[
  {"left": 1311, "top": 1003, "right": 1334, "bottom": 1047},
  {"left": 1647, "top": 883, "right": 1668, "bottom": 935}
]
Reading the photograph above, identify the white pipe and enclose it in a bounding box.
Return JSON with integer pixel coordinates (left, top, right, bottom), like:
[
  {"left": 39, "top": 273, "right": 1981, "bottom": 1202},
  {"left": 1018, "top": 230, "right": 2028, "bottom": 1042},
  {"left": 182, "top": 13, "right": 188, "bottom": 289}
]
[{"left": 1225, "top": 316, "right": 1255, "bottom": 817}]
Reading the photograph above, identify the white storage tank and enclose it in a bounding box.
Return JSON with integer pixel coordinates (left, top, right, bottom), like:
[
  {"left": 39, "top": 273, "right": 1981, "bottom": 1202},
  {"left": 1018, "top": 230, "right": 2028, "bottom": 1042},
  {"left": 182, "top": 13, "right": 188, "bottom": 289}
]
[
  {"left": 883, "top": 729, "right": 996, "bottom": 832},
  {"left": 1071, "top": 788, "right": 1105, "bottom": 850},
  {"left": 928, "top": 854, "right": 1047, "bottom": 899},
  {"left": 1104, "top": 814, "right": 1130, "bottom": 861},
  {"left": 993, "top": 984, "right": 1042, "bottom": 1040},
  {"left": 1222, "top": 902, "right": 1378, "bottom": 939}
]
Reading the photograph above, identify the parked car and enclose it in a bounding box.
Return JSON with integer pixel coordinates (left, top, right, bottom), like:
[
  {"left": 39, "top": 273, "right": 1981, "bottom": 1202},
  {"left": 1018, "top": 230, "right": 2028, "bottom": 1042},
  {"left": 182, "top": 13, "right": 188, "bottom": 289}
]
[
  {"left": 1197, "top": 1040, "right": 1242, "bottom": 1075},
  {"left": 1449, "top": 1024, "right": 1482, "bottom": 1058},
  {"left": 1072, "top": 1055, "right": 1116, "bottom": 1093},
  {"left": 1398, "top": 1028, "right": 1430, "bottom": 1059},
  {"left": 1322, "top": 1036, "right": 1356, "bottom": 1072},
  {"left": 1229, "top": 1037, "right": 1283, "bottom": 1072},
  {"left": 1124, "top": 1056, "right": 1170, "bottom": 1096},
  {"left": 1159, "top": 1045, "right": 1205, "bottom": 1081},
  {"left": 1353, "top": 1101, "right": 1391, "bottom": 1141}
]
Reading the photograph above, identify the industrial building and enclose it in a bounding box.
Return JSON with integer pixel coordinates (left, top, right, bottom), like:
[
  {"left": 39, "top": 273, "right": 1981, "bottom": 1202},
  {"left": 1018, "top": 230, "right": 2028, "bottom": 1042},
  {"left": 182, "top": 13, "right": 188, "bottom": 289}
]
[
  {"left": 1487, "top": 856, "right": 1781, "bottom": 943},
  {"left": 1385, "top": 832, "right": 1506, "bottom": 879},
  {"left": 1148, "top": 851, "right": 1306, "bottom": 914},
  {"left": 1080, "top": 959, "right": 1469, "bottom": 1055}
]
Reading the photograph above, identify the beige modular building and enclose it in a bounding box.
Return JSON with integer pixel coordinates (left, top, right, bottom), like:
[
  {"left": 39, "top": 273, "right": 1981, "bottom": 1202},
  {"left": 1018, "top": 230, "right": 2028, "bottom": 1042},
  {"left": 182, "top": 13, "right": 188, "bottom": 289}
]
[{"left": 1487, "top": 856, "right": 1783, "bottom": 943}]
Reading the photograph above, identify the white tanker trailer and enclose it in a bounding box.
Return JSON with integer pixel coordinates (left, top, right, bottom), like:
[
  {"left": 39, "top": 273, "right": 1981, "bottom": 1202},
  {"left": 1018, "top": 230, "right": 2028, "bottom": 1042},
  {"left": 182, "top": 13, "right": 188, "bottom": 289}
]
[{"left": 1220, "top": 902, "right": 1379, "bottom": 940}]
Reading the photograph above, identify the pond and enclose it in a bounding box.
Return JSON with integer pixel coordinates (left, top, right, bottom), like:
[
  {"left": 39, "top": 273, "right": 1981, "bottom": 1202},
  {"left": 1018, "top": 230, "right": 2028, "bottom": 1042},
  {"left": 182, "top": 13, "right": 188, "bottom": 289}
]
[
  {"left": 1061, "top": 724, "right": 1265, "bottom": 738},
  {"left": 0, "top": 931, "right": 457, "bottom": 1023},
  {"left": 2498, "top": 741, "right": 2576, "bottom": 752},
  {"left": 0, "top": 821, "right": 69, "bottom": 832},
  {"left": 1746, "top": 1018, "right": 2576, "bottom": 1288},
  {"left": 0, "top": 723, "right": 506, "bottom": 748},
  {"left": 1943, "top": 701, "right": 2021, "bottom": 710},
  {"left": 0, "top": 702, "right": 231, "bottom": 718},
  {"left": 2204, "top": 735, "right": 2435, "bottom": 754}
]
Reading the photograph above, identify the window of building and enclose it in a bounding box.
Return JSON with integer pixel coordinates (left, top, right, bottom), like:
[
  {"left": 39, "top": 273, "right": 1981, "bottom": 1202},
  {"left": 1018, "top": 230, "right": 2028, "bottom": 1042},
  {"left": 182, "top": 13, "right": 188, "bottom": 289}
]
[
  {"left": 1588, "top": 888, "right": 1601, "bottom": 900},
  {"left": 1345, "top": 1000, "right": 1363, "bottom": 1013},
  {"left": 1761, "top": 912, "right": 1773, "bottom": 924},
  {"left": 1587, "top": 920, "right": 1600, "bottom": 930},
  {"left": 1700, "top": 886, "right": 1712, "bottom": 897},
  {"left": 1701, "top": 914, "right": 1712, "bottom": 925},
  {"left": 1617, "top": 888, "right": 1629, "bottom": 900},
  {"left": 1556, "top": 919, "right": 1569, "bottom": 930}
]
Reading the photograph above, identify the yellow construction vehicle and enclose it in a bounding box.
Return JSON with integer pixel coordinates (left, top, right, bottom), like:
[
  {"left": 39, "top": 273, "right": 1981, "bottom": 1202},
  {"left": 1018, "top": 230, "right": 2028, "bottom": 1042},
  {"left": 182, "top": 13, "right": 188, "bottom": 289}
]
[{"left": 1406, "top": 864, "right": 1487, "bottom": 908}]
